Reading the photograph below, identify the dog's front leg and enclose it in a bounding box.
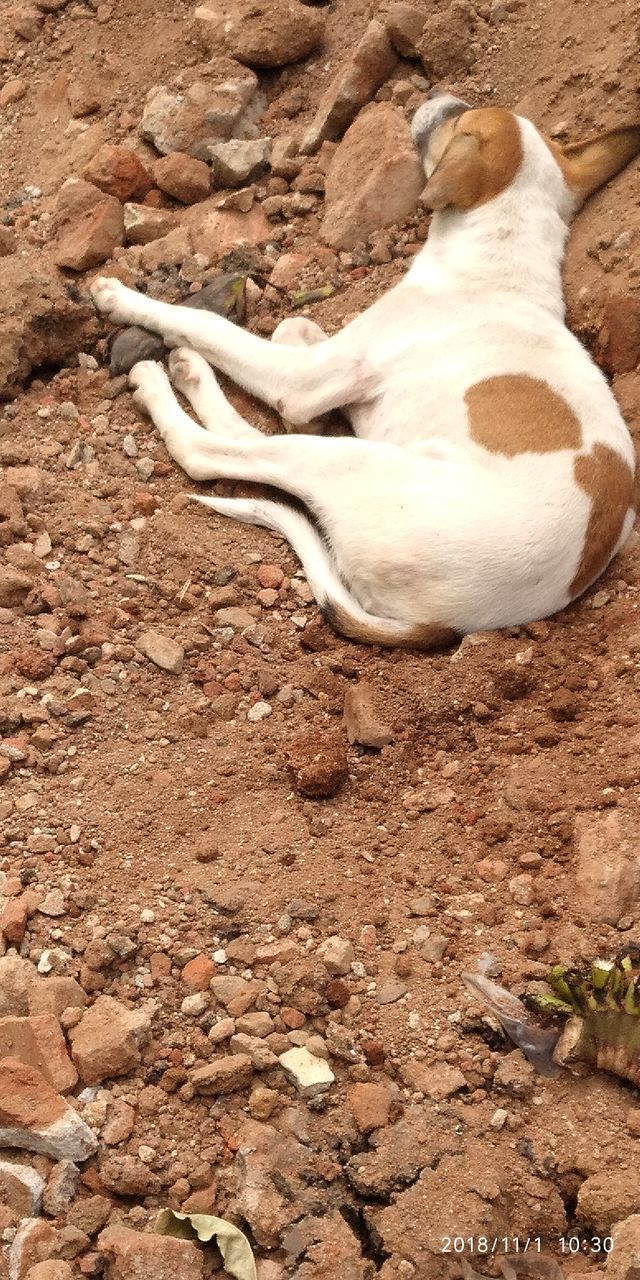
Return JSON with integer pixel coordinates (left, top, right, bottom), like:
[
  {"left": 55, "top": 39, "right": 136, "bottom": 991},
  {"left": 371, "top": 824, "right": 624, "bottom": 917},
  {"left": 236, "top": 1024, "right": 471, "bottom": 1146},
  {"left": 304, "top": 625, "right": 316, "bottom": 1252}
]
[{"left": 91, "top": 277, "right": 373, "bottom": 422}]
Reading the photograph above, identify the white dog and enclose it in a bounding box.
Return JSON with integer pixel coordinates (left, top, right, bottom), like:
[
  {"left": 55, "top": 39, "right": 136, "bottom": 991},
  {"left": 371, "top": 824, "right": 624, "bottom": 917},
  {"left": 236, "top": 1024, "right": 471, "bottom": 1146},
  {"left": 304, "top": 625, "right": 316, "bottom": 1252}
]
[{"left": 90, "top": 94, "right": 640, "bottom": 649}]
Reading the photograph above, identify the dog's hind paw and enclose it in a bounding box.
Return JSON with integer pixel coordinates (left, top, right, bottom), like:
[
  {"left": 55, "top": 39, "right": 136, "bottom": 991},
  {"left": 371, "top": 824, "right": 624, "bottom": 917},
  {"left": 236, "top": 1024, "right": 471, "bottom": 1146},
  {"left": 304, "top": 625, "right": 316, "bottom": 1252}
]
[{"left": 129, "top": 360, "right": 171, "bottom": 416}]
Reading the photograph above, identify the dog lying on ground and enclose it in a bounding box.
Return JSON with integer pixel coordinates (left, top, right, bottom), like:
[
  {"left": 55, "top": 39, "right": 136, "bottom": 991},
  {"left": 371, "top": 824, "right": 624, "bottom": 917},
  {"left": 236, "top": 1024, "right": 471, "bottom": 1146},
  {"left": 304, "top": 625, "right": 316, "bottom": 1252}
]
[{"left": 90, "top": 93, "right": 640, "bottom": 649}]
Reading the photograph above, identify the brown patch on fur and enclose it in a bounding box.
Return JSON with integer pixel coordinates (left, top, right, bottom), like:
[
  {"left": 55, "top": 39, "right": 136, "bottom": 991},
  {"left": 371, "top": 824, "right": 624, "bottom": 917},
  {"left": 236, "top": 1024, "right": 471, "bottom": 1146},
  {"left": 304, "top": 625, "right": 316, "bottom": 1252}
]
[
  {"left": 422, "top": 107, "right": 522, "bottom": 211},
  {"left": 323, "top": 600, "right": 459, "bottom": 651},
  {"left": 547, "top": 123, "right": 640, "bottom": 203},
  {"left": 570, "top": 444, "right": 635, "bottom": 598},
  {"left": 466, "top": 374, "right": 582, "bottom": 456}
]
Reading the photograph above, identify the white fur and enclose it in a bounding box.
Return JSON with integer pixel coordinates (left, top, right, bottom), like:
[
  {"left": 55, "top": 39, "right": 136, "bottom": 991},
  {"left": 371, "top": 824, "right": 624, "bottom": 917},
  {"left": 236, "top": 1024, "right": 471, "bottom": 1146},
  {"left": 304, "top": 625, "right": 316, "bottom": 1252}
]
[{"left": 90, "top": 107, "right": 636, "bottom": 644}]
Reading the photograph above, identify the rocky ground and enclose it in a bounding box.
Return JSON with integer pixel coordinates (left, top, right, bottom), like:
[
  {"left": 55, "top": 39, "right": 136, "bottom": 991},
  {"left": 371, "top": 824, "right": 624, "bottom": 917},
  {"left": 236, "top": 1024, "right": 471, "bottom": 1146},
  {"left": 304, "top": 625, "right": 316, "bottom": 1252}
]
[{"left": 2, "top": 0, "right": 640, "bottom": 1277}]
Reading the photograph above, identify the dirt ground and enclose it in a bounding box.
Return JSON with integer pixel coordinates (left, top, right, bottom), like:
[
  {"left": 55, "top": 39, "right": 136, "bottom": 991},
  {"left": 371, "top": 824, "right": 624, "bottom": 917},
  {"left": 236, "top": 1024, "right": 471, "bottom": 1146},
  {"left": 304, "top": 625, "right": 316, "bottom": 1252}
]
[{"left": 2, "top": 0, "right": 640, "bottom": 1276}]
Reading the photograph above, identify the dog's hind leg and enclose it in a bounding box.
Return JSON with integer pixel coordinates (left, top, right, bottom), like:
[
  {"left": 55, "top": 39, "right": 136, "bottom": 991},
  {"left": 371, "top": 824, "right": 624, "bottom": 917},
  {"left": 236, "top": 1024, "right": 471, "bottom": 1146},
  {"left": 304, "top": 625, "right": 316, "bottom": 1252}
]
[
  {"left": 128, "top": 359, "right": 456, "bottom": 650},
  {"left": 271, "top": 317, "right": 328, "bottom": 346},
  {"left": 271, "top": 316, "right": 330, "bottom": 434}
]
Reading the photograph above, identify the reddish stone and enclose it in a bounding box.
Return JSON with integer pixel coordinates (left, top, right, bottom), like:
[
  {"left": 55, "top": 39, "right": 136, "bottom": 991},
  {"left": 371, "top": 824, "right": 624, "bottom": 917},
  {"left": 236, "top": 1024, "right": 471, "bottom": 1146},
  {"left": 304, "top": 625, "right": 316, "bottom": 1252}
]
[
  {"left": 131, "top": 491, "right": 159, "bottom": 515},
  {"left": 0, "top": 896, "right": 28, "bottom": 944},
  {"left": 68, "top": 995, "right": 152, "bottom": 1085},
  {"left": 321, "top": 103, "right": 424, "bottom": 251},
  {"left": 98, "top": 1225, "right": 204, "bottom": 1280},
  {"left": 0, "top": 1057, "right": 97, "bottom": 1160},
  {"left": 149, "top": 953, "right": 172, "bottom": 982},
  {"left": 0, "top": 1015, "right": 77, "bottom": 1092},
  {"left": 350, "top": 1081, "right": 392, "bottom": 1133},
  {"left": 257, "top": 563, "right": 284, "bottom": 589},
  {"left": 83, "top": 145, "right": 153, "bottom": 203},
  {"left": 325, "top": 978, "right": 350, "bottom": 1009},
  {"left": 361, "top": 1038, "right": 386, "bottom": 1066},
  {"left": 280, "top": 1006, "right": 306, "bottom": 1029},
  {"left": 475, "top": 858, "right": 508, "bottom": 882},
  {"left": 14, "top": 647, "right": 56, "bottom": 680},
  {"left": 7, "top": 1220, "right": 61, "bottom": 1279},
  {"left": 54, "top": 197, "right": 124, "bottom": 271},
  {"left": 181, "top": 954, "right": 215, "bottom": 991},
  {"left": 180, "top": 1182, "right": 217, "bottom": 1215}
]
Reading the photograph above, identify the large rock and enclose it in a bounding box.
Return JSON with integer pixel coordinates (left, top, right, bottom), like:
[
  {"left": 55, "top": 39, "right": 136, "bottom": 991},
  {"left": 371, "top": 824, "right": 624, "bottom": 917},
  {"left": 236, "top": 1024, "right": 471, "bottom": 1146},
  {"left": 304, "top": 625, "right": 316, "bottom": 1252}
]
[
  {"left": 372, "top": 1139, "right": 565, "bottom": 1274},
  {"left": 28, "top": 977, "right": 87, "bottom": 1019},
  {"left": 301, "top": 19, "right": 397, "bottom": 154},
  {"left": 152, "top": 152, "right": 211, "bottom": 204},
  {"left": 0, "top": 483, "right": 26, "bottom": 547},
  {"left": 607, "top": 1214, "right": 640, "bottom": 1279},
  {"left": 194, "top": 0, "right": 324, "bottom": 68},
  {"left": 7, "top": 1220, "right": 64, "bottom": 1280},
  {"left": 0, "top": 257, "right": 98, "bottom": 402},
  {"left": 234, "top": 1119, "right": 314, "bottom": 1248},
  {"left": 0, "top": 956, "right": 39, "bottom": 1017},
  {"left": 53, "top": 177, "right": 124, "bottom": 271},
  {"left": 183, "top": 197, "right": 269, "bottom": 260},
  {"left": 573, "top": 810, "right": 640, "bottom": 925},
  {"left": 386, "top": 2, "right": 425, "bottom": 56},
  {"left": 417, "top": 1, "right": 478, "bottom": 79},
  {"left": 98, "top": 1225, "right": 204, "bottom": 1280},
  {"left": 321, "top": 103, "right": 424, "bottom": 251},
  {"left": 0, "top": 1015, "right": 77, "bottom": 1093},
  {"left": 0, "top": 565, "right": 34, "bottom": 606},
  {"left": 139, "top": 61, "right": 263, "bottom": 158},
  {"left": 0, "top": 1057, "right": 97, "bottom": 1161},
  {"left": 68, "top": 995, "right": 153, "bottom": 1085},
  {"left": 83, "top": 145, "right": 153, "bottom": 202},
  {"left": 343, "top": 681, "right": 393, "bottom": 748},
  {"left": 577, "top": 1170, "right": 640, "bottom": 1234}
]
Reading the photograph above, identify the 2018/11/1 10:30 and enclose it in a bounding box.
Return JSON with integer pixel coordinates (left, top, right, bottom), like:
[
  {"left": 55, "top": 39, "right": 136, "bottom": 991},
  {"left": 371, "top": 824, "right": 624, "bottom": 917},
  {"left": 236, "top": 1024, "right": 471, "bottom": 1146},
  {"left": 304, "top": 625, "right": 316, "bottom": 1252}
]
[{"left": 440, "top": 1235, "right": 614, "bottom": 1256}]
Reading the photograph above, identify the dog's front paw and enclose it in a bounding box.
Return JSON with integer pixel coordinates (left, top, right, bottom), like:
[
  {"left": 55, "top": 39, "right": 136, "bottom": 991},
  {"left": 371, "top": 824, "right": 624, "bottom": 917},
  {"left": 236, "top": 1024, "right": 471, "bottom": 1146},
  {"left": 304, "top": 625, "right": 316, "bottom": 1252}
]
[{"left": 90, "top": 276, "right": 137, "bottom": 324}]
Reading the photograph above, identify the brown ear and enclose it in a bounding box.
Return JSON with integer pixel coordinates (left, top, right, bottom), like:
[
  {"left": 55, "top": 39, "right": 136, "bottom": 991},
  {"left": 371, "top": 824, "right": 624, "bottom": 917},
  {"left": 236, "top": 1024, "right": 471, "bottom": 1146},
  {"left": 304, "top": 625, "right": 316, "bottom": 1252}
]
[
  {"left": 421, "top": 133, "right": 483, "bottom": 210},
  {"left": 559, "top": 124, "right": 640, "bottom": 202}
]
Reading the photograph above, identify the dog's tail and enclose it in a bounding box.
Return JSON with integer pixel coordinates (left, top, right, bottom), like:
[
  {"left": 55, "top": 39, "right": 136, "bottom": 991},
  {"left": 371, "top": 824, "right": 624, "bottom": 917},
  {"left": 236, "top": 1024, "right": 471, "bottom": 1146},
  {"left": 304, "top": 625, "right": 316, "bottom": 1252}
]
[{"left": 191, "top": 493, "right": 458, "bottom": 651}]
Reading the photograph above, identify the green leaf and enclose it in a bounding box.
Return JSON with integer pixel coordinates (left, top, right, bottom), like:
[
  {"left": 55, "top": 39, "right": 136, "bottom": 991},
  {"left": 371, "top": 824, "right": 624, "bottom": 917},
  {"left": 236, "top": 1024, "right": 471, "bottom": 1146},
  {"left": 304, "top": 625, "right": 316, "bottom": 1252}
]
[{"left": 155, "top": 1209, "right": 257, "bottom": 1280}]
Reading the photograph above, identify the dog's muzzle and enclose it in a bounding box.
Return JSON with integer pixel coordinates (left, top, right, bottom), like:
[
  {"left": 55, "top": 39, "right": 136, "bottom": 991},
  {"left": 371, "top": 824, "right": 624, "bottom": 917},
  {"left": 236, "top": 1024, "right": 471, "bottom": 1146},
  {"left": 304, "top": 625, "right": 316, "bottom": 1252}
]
[{"left": 411, "top": 91, "right": 472, "bottom": 155}]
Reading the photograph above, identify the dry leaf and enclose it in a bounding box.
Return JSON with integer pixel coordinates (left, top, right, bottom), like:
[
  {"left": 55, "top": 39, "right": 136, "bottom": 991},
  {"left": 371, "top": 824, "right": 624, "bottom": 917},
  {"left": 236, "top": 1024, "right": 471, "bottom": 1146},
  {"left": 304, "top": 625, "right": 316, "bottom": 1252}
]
[{"left": 155, "top": 1208, "right": 257, "bottom": 1280}]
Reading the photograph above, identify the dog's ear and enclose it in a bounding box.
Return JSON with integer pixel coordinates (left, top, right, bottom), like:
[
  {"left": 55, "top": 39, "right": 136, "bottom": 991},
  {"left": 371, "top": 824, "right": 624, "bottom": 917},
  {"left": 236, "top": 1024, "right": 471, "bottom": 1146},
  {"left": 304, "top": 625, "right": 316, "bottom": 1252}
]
[
  {"left": 558, "top": 124, "right": 640, "bottom": 203},
  {"left": 421, "top": 132, "right": 483, "bottom": 210}
]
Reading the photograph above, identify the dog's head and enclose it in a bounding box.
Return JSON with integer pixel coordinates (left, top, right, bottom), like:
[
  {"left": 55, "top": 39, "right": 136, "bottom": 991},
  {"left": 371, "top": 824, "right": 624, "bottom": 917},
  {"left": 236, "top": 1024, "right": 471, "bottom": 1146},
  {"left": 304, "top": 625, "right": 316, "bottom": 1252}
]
[{"left": 412, "top": 91, "right": 640, "bottom": 218}]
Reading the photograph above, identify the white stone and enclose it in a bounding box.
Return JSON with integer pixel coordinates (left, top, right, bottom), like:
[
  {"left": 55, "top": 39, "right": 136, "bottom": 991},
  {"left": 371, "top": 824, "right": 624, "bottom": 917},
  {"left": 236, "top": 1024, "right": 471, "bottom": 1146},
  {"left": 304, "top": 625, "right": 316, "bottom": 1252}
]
[
  {"left": 247, "top": 700, "right": 272, "bottom": 723},
  {"left": 0, "top": 1110, "right": 98, "bottom": 1163},
  {"left": 318, "top": 935, "right": 354, "bottom": 976},
  {"left": 278, "top": 1046, "right": 335, "bottom": 1098},
  {"left": 181, "top": 993, "right": 209, "bottom": 1016}
]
